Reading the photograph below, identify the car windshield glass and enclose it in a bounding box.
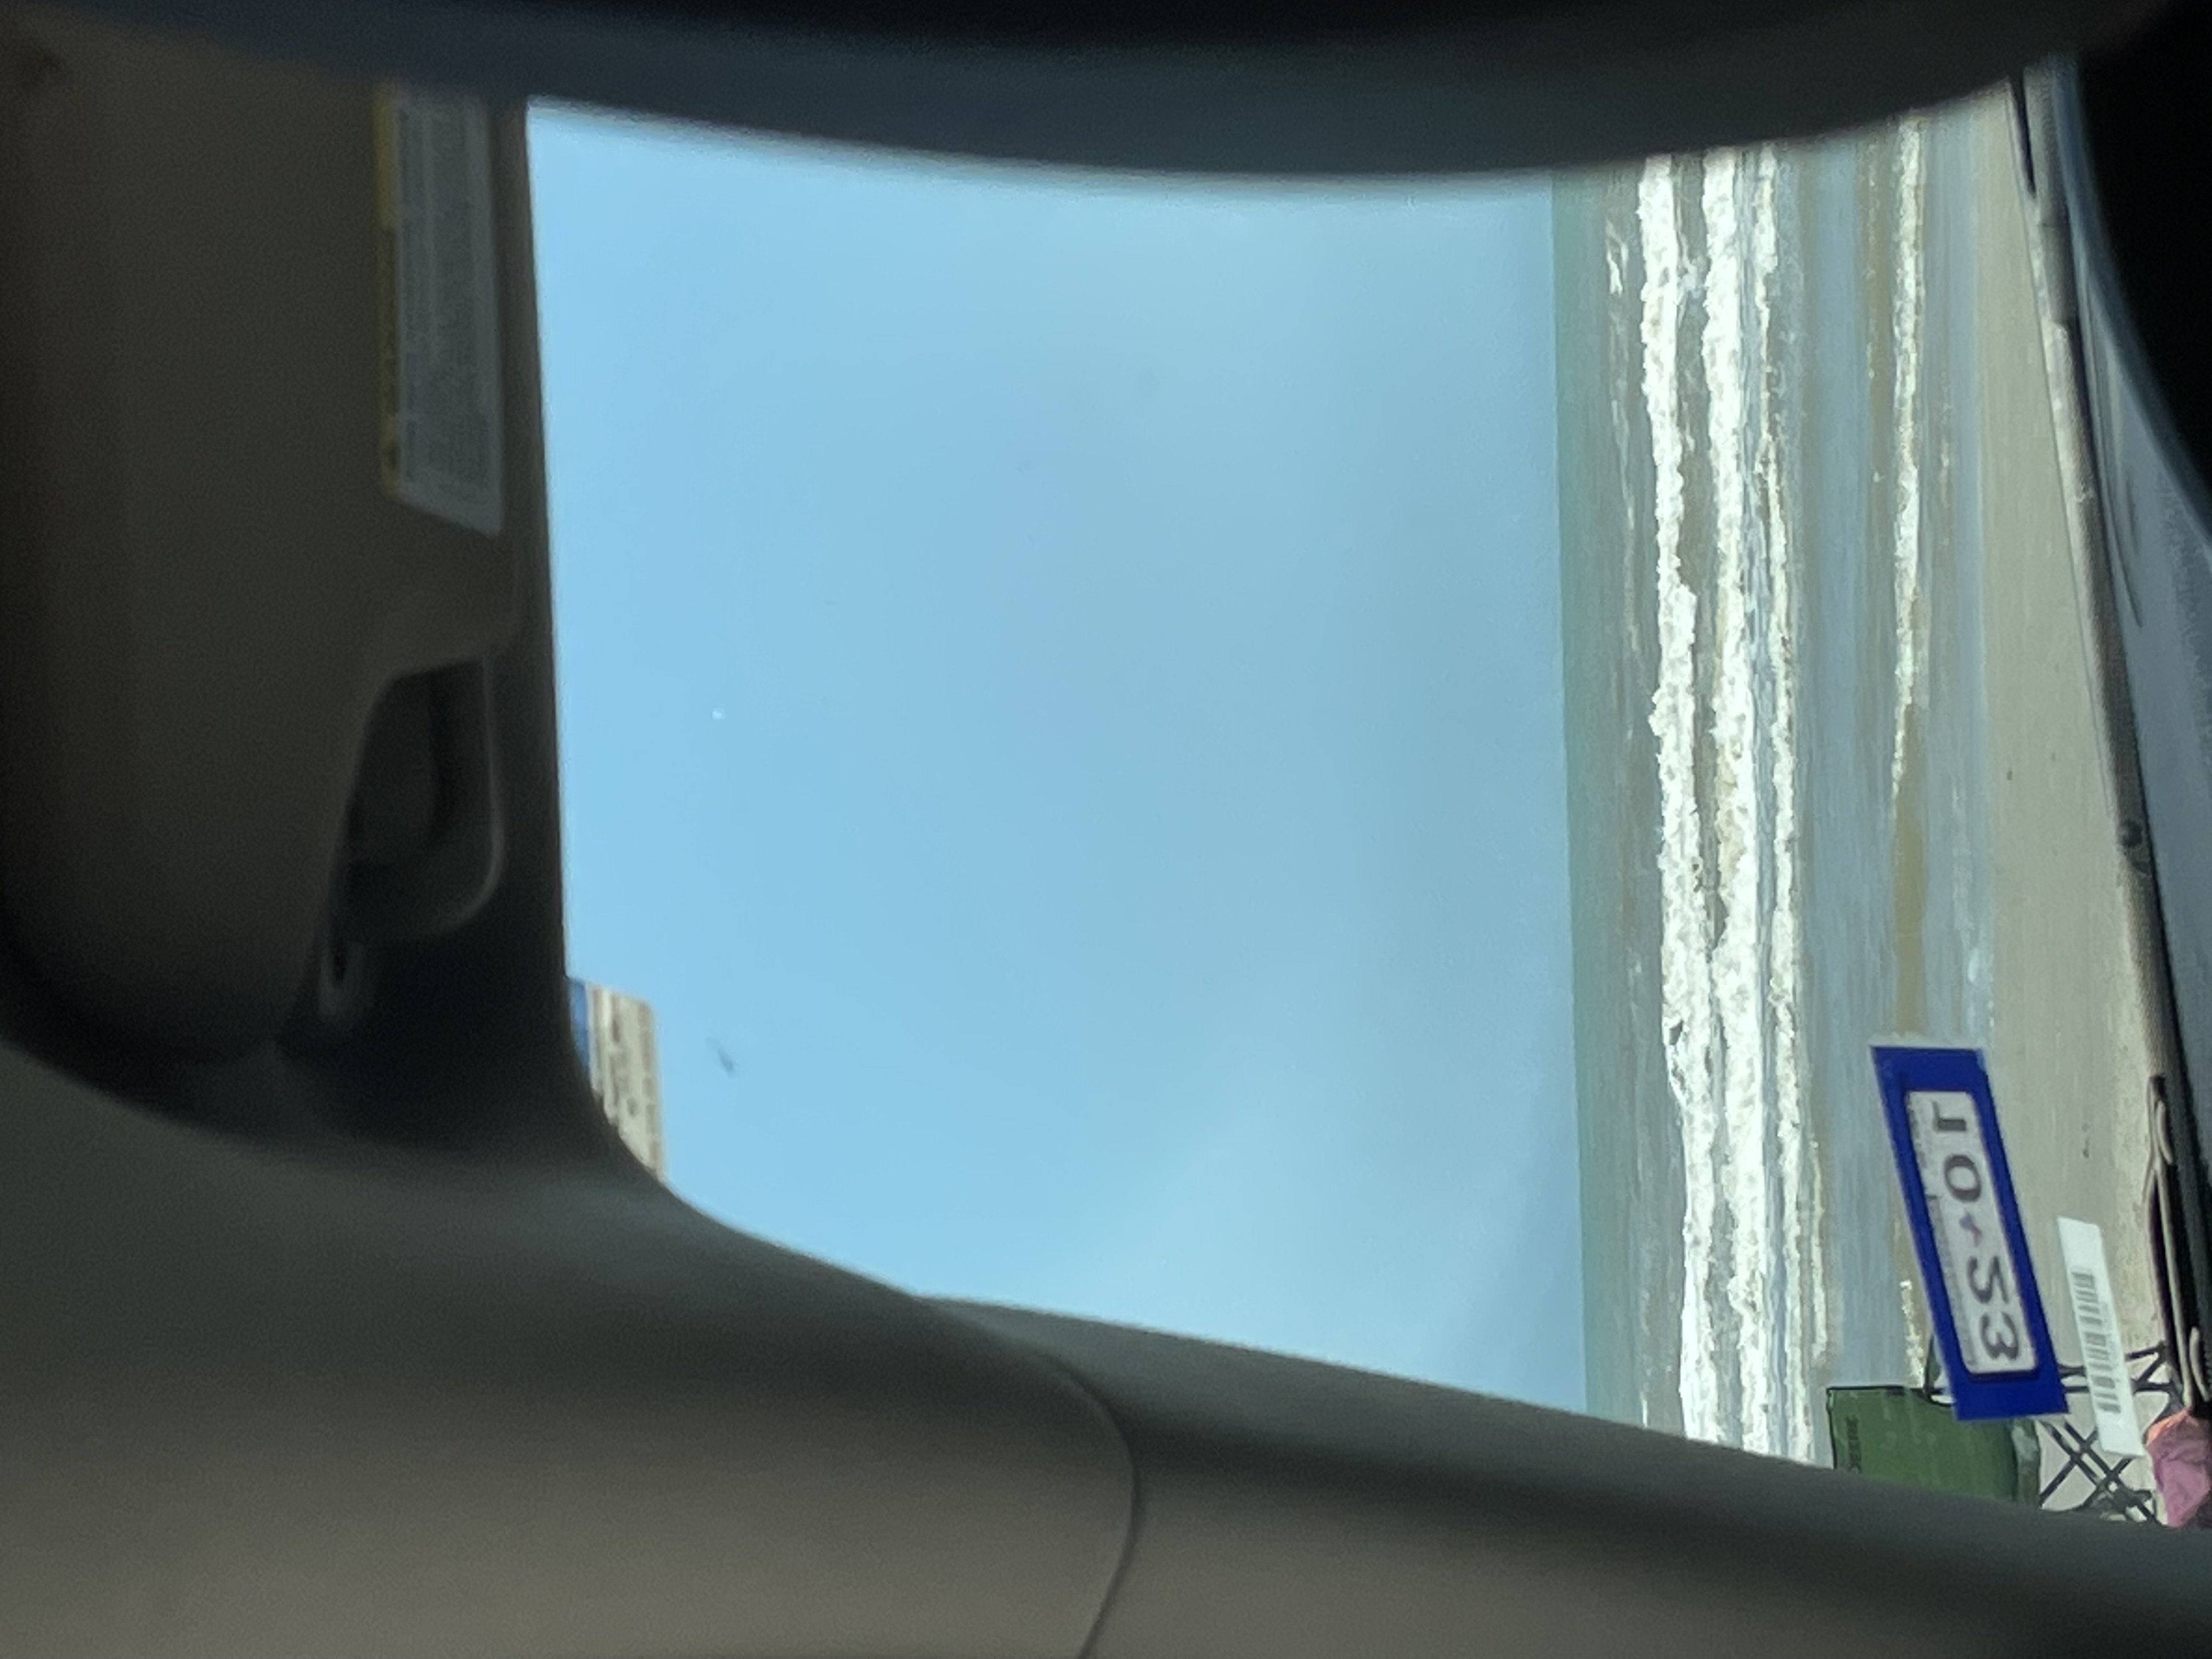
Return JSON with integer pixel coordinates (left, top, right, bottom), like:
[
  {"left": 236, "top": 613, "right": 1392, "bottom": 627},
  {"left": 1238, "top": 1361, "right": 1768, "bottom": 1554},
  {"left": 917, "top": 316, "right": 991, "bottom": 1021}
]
[{"left": 538, "top": 86, "right": 2181, "bottom": 1515}]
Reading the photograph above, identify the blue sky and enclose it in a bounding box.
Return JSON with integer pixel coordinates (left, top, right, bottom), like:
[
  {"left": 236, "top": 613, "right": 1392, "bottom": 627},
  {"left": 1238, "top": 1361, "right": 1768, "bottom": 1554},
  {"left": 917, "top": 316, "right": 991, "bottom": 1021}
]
[{"left": 530, "top": 106, "right": 1583, "bottom": 1412}]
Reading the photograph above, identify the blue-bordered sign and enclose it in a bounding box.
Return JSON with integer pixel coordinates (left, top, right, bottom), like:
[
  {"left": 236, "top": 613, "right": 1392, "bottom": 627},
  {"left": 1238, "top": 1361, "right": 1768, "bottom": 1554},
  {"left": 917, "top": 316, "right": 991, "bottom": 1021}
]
[
  {"left": 1871, "top": 1045, "right": 2065, "bottom": 1420},
  {"left": 568, "top": 976, "right": 593, "bottom": 1074}
]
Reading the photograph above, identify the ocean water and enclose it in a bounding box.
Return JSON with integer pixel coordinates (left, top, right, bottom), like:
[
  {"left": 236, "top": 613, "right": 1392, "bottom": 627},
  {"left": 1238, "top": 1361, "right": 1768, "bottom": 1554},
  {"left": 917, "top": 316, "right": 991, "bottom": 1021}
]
[{"left": 1560, "top": 109, "right": 1993, "bottom": 1459}]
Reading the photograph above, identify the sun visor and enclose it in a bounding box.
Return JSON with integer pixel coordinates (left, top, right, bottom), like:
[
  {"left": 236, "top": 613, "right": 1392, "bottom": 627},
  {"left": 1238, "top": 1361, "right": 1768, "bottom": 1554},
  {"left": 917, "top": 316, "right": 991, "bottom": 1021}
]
[{"left": 0, "top": 9, "right": 529, "bottom": 1055}]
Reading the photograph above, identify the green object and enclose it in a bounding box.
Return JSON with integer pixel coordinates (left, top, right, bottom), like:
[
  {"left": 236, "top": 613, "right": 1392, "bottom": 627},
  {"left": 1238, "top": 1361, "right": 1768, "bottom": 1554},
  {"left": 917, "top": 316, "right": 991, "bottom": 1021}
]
[{"left": 1827, "top": 1385, "right": 2042, "bottom": 1506}]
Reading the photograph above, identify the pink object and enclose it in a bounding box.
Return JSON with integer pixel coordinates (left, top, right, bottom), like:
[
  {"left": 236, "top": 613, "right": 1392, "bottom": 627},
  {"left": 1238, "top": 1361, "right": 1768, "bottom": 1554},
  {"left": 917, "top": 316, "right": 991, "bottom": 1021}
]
[{"left": 2146, "top": 1412, "right": 2212, "bottom": 1525}]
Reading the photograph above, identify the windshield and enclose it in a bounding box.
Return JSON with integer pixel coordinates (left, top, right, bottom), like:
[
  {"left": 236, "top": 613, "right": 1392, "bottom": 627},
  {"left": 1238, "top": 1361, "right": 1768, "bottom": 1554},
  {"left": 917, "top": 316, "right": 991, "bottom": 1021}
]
[{"left": 538, "top": 87, "right": 2177, "bottom": 1514}]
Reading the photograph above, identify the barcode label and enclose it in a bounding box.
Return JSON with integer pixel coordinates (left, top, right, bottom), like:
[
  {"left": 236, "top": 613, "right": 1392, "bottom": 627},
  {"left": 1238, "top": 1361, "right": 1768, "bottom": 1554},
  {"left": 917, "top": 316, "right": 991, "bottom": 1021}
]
[
  {"left": 2071, "top": 1268, "right": 2123, "bottom": 1413},
  {"left": 373, "top": 84, "right": 504, "bottom": 535},
  {"left": 2057, "top": 1217, "right": 2145, "bottom": 1458}
]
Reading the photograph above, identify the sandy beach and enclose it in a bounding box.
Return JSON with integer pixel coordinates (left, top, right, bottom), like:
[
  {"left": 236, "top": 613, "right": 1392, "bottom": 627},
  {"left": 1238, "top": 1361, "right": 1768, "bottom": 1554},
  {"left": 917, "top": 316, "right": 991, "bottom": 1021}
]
[
  {"left": 1940, "top": 92, "right": 2167, "bottom": 1474},
  {"left": 1556, "top": 101, "right": 2185, "bottom": 1462}
]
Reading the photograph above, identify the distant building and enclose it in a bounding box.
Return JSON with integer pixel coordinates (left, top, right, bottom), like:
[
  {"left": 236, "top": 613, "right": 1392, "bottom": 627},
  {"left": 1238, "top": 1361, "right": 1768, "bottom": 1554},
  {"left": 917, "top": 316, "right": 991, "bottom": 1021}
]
[{"left": 569, "top": 978, "right": 664, "bottom": 1177}]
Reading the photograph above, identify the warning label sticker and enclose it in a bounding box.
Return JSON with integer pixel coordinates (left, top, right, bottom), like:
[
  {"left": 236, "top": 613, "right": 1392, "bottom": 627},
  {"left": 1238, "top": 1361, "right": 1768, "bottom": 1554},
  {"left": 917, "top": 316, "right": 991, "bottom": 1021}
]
[{"left": 374, "top": 84, "right": 504, "bottom": 537}]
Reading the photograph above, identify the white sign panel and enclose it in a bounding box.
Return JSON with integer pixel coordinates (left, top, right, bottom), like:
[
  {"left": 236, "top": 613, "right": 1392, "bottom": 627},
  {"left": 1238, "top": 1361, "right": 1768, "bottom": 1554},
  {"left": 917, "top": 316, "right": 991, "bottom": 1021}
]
[
  {"left": 569, "top": 978, "right": 664, "bottom": 1177},
  {"left": 2057, "top": 1216, "right": 2146, "bottom": 1458},
  {"left": 1905, "top": 1089, "right": 2041, "bottom": 1376}
]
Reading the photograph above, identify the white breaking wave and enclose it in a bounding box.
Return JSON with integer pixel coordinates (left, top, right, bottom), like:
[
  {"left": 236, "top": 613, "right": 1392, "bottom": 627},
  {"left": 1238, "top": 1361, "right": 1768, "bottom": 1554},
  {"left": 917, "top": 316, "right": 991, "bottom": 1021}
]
[
  {"left": 1699, "top": 151, "right": 1778, "bottom": 1455},
  {"left": 1751, "top": 148, "right": 1817, "bottom": 1462},
  {"left": 1638, "top": 156, "right": 1724, "bottom": 1446},
  {"left": 1889, "top": 118, "right": 1928, "bottom": 804},
  {"left": 1640, "top": 148, "right": 1821, "bottom": 1458}
]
